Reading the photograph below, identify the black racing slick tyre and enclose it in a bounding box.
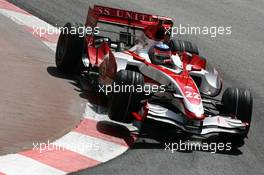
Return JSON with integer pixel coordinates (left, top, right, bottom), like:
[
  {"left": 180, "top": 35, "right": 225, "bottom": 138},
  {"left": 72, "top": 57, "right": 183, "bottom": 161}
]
[
  {"left": 169, "top": 39, "right": 199, "bottom": 55},
  {"left": 55, "top": 22, "right": 84, "bottom": 74},
  {"left": 108, "top": 70, "right": 144, "bottom": 123},
  {"left": 221, "top": 87, "right": 253, "bottom": 140}
]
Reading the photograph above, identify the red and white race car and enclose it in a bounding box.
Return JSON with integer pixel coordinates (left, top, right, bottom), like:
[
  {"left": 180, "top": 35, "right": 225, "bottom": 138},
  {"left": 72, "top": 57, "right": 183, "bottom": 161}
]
[{"left": 55, "top": 5, "right": 253, "bottom": 143}]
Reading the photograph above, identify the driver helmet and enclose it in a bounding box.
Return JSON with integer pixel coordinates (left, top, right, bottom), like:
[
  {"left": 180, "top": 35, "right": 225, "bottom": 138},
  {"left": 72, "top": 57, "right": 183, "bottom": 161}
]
[{"left": 149, "top": 43, "right": 172, "bottom": 65}]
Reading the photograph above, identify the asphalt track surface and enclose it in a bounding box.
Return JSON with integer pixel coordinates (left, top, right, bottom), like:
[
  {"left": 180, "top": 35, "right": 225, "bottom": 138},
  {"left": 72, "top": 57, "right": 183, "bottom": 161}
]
[
  {"left": 5, "top": 0, "right": 264, "bottom": 175},
  {"left": 0, "top": 11, "right": 87, "bottom": 155}
]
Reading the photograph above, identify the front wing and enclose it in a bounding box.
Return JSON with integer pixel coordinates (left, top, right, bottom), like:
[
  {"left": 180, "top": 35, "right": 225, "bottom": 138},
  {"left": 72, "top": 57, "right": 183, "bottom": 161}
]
[{"left": 147, "top": 103, "right": 247, "bottom": 136}]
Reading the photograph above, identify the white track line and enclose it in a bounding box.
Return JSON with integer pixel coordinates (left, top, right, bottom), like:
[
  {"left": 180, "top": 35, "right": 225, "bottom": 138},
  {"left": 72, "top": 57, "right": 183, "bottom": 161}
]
[
  {"left": 42, "top": 41, "right": 58, "bottom": 52},
  {"left": 0, "top": 154, "right": 65, "bottom": 175},
  {"left": 53, "top": 131, "right": 128, "bottom": 162},
  {"left": 0, "top": 8, "right": 59, "bottom": 51}
]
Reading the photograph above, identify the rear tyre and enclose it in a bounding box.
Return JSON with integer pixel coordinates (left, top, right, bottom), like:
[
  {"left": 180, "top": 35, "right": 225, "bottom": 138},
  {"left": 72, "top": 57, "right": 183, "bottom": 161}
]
[
  {"left": 55, "top": 22, "right": 84, "bottom": 74},
  {"left": 220, "top": 87, "right": 253, "bottom": 145},
  {"left": 169, "top": 39, "right": 199, "bottom": 55},
  {"left": 108, "top": 70, "right": 144, "bottom": 123}
]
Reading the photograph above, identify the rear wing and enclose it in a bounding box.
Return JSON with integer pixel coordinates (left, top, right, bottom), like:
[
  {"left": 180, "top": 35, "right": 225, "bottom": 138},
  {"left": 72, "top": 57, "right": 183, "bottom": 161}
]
[{"left": 86, "top": 5, "right": 173, "bottom": 29}]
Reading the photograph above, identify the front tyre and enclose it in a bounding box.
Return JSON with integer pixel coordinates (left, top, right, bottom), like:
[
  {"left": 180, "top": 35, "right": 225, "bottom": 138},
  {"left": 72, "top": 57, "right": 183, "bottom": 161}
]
[
  {"left": 108, "top": 70, "right": 144, "bottom": 123},
  {"left": 220, "top": 87, "right": 253, "bottom": 144},
  {"left": 55, "top": 22, "right": 84, "bottom": 74}
]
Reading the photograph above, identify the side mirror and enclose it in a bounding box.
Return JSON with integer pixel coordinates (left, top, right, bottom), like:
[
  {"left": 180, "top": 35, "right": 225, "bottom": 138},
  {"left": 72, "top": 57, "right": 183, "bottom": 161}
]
[
  {"left": 192, "top": 65, "right": 202, "bottom": 71},
  {"left": 186, "top": 64, "right": 202, "bottom": 71}
]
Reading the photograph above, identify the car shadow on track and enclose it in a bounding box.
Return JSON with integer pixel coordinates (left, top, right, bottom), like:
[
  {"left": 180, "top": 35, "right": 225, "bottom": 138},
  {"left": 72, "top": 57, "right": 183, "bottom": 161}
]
[
  {"left": 131, "top": 119, "right": 244, "bottom": 156},
  {"left": 47, "top": 66, "right": 83, "bottom": 95},
  {"left": 47, "top": 66, "right": 107, "bottom": 106},
  {"left": 47, "top": 66, "right": 77, "bottom": 80},
  {"left": 96, "top": 121, "right": 136, "bottom": 146}
]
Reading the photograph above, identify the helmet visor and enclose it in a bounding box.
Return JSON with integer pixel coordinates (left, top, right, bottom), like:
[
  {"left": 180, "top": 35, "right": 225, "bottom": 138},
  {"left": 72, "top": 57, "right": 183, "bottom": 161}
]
[{"left": 155, "top": 54, "right": 170, "bottom": 61}]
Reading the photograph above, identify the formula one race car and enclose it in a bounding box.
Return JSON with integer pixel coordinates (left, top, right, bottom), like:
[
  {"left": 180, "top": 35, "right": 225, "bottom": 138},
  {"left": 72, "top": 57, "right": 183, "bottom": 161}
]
[{"left": 55, "top": 5, "right": 253, "bottom": 143}]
